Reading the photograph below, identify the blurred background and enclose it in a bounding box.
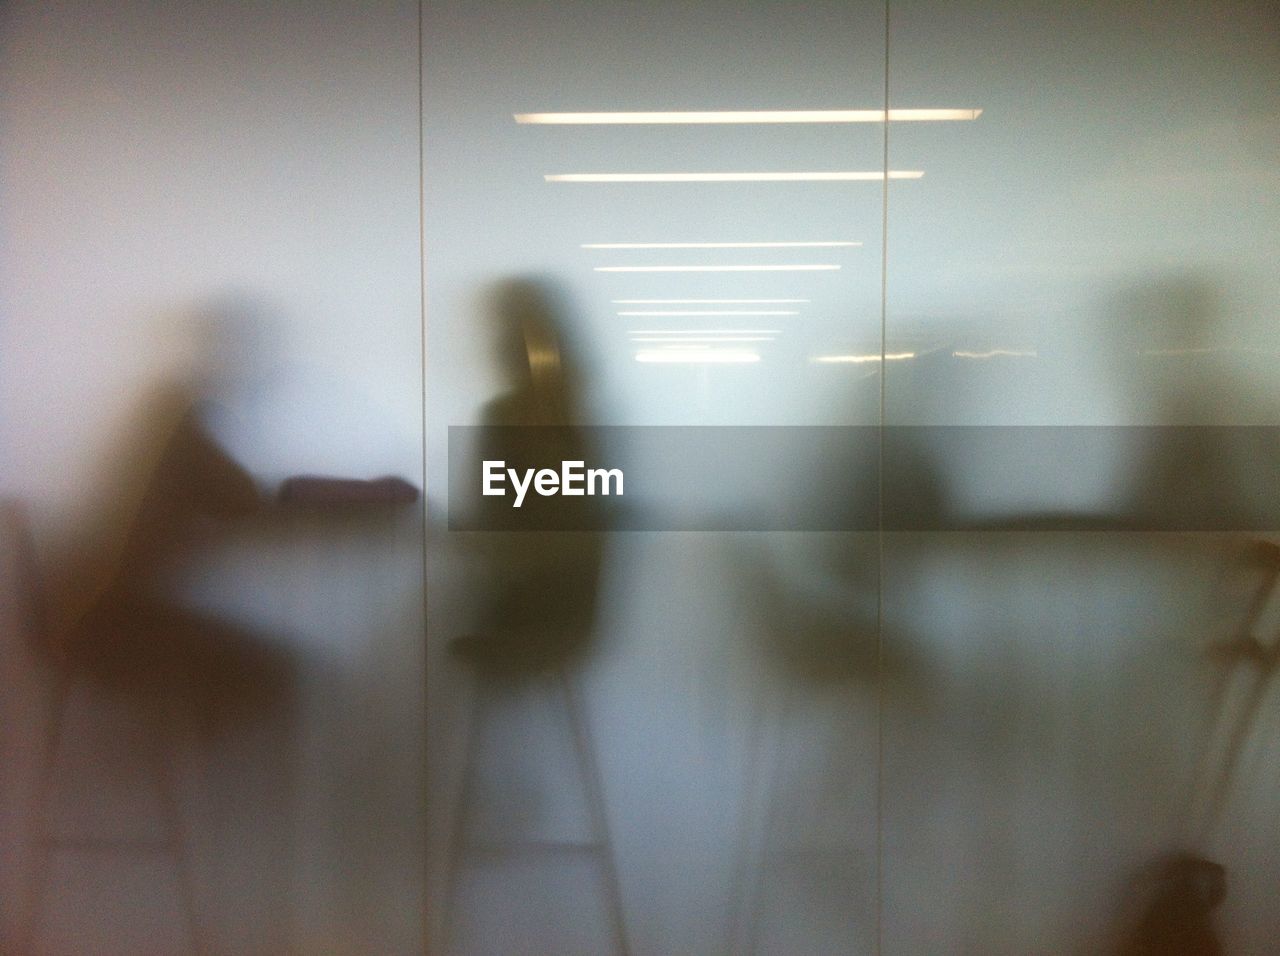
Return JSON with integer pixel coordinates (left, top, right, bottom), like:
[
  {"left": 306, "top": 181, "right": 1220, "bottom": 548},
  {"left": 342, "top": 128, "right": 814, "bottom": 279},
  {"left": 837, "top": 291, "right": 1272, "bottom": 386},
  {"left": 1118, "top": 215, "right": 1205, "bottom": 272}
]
[{"left": 3, "top": 0, "right": 1279, "bottom": 953}]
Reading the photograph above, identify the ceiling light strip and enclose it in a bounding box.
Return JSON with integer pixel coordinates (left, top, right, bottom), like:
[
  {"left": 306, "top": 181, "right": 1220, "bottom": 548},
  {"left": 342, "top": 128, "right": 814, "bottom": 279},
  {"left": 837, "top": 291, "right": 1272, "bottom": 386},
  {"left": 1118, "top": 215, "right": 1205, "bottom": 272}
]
[
  {"left": 584, "top": 241, "right": 860, "bottom": 249},
  {"left": 549, "top": 171, "right": 922, "bottom": 182},
  {"left": 636, "top": 349, "right": 761, "bottom": 364},
  {"left": 952, "top": 349, "right": 1038, "bottom": 359},
  {"left": 631, "top": 336, "right": 775, "bottom": 342},
  {"left": 597, "top": 264, "right": 839, "bottom": 273},
  {"left": 613, "top": 298, "right": 809, "bottom": 304},
  {"left": 628, "top": 329, "right": 782, "bottom": 335},
  {"left": 517, "top": 109, "right": 981, "bottom": 124},
  {"left": 618, "top": 310, "right": 798, "bottom": 316},
  {"left": 811, "top": 352, "right": 916, "bottom": 363}
]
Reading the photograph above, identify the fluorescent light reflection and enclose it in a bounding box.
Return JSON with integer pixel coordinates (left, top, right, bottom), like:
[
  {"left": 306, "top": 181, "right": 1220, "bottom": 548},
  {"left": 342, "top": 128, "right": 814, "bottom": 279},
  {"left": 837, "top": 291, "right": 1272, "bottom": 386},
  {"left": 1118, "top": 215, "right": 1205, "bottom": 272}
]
[
  {"left": 597, "top": 265, "right": 839, "bottom": 273},
  {"left": 517, "top": 109, "right": 982, "bottom": 124},
  {"left": 636, "top": 349, "right": 761, "bottom": 364},
  {"left": 631, "top": 336, "right": 775, "bottom": 343},
  {"left": 952, "top": 349, "right": 1038, "bottom": 359},
  {"left": 613, "top": 299, "right": 809, "bottom": 304},
  {"left": 549, "top": 171, "right": 923, "bottom": 182},
  {"left": 618, "top": 310, "right": 798, "bottom": 316},
  {"left": 627, "top": 330, "right": 781, "bottom": 335},
  {"left": 811, "top": 352, "right": 917, "bottom": 364},
  {"left": 584, "top": 241, "right": 860, "bottom": 249}
]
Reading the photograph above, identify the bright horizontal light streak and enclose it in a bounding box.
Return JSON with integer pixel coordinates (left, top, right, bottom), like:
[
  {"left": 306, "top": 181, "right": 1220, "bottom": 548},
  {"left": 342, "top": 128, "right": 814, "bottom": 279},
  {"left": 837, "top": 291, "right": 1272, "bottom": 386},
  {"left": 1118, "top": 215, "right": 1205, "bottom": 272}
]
[
  {"left": 618, "top": 310, "right": 797, "bottom": 316},
  {"left": 636, "top": 349, "right": 761, "bottom": 364},
  {"left": 952, "top": 349, "right": 1038, "bottom": 359},
  {"left": 631, "top": 336, "right": 775, "bottom": 342},
  {"left": 812, "top": 352, "right": 916, "bottom": 363},
  {"left": 613, "top": 298, "right": 809, "bottom": 304},
  {"left": 549, "top": 171, "right": 922, "bottom": 182},
  {"left": 516, "top": 109, "right": 982, "bottom": 124},
  {"left": 628, "top": 329, "right": 782, "bottom": 335},
  {"left": 584, "top": 241, "right": 860, "bottom": 249},
  {"left": 597, "top": 264, "right": 838, "bottom": 273}
]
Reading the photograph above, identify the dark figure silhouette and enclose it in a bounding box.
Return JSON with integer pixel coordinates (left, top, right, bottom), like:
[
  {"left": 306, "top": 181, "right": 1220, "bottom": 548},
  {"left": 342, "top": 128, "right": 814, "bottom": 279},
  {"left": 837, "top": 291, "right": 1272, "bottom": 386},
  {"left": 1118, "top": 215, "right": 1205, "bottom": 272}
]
[
  {"left": 53, "top": 305, "right": 417, "bottom": 700},
  {"left": 444, "top": 281, "right": 630, "bottom": 954},
  {"left": 41, "top": 375, "right": 295, "bottom": 735},
  {"left": 451, "top": 279, "right": 606, "bottom": 674},
  {"left": 1118, "top": 854, "right": 1226, "bottom": 956},
  {"left": 14, "top": 302, "right": 420, "bottom": 954}
]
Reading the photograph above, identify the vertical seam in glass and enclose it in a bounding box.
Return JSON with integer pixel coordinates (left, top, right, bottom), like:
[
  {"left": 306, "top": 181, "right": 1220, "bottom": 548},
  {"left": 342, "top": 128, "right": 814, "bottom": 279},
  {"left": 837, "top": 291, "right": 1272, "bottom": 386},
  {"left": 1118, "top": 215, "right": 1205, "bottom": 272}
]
[
  {"left": 417, "top": 0, "right": 430, "bottom": 949},
  {"left": 876, "top": 1, "right": 890, "bottom": 954}
]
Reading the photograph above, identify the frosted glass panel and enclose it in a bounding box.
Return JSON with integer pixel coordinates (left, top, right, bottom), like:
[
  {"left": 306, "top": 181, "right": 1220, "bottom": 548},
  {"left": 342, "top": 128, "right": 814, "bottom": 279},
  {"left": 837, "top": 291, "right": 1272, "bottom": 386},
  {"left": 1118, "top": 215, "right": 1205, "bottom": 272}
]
[
  {"left": 2, "top": 1, "right": 1276, "bottom": 953},
  {"left": 884, "top": 2, "right": 1280, "bottom": 952},
  {"left": 422, "top": 2, "right": 887, "bottom": 952},
  {"left": 1, "top": 2, "right": 424, "bottom": 952}
]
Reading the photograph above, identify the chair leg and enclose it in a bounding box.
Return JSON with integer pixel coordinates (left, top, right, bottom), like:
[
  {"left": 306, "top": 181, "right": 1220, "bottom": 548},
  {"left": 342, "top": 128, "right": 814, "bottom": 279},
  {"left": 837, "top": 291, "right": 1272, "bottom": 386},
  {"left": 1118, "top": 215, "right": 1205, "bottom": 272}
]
[
  {"left": 21, "top": 671, "right": 206, "bottom": 956},
  {"left": 728, "top": 680, "right": 790, "bottom": 956},
  {"left": 445, "top": 667, "right": 632, "bottom": 956},
  {"left": 558, "top": 668, "right": 631, "bottom": 956},
  {"left": 17, "top": 668, "right": 72, "bottom": 955},
  {"left": 443, "top": 673, "right": 487, "bottom": 952},
  {"left": 152, "top": 703, "right": 206, "bottom": 956}
]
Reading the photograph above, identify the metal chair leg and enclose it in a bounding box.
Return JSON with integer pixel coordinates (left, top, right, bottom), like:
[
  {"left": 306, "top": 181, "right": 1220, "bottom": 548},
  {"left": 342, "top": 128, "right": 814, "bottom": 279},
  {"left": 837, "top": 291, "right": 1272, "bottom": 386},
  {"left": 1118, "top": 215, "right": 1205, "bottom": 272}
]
[
  {"left": 558, "top": 668, "right": 631, "bottom": 956},
  {"left": 445, "top": 664, "right": 631, "bottom": 955}
]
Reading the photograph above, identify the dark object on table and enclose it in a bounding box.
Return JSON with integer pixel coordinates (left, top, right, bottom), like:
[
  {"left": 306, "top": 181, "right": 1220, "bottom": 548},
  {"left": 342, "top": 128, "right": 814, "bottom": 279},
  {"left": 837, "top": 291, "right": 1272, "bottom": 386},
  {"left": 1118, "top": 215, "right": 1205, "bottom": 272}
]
[{"left": 278, "top": 475, "right": 420, "bottom": 506}]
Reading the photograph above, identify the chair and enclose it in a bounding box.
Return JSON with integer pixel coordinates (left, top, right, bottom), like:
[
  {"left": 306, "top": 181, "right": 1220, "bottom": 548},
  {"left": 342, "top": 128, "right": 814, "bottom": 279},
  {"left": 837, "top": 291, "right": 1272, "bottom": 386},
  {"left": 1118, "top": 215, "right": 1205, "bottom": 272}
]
[
  {"left": 444, "top": 626, "right": 631, "bottom": 955},
  {"left": 1186, "top": 538, "right": 1280, "bottom": 842},
  {"left": 3, "top": 499, "right": 306, "bottom": 956}
]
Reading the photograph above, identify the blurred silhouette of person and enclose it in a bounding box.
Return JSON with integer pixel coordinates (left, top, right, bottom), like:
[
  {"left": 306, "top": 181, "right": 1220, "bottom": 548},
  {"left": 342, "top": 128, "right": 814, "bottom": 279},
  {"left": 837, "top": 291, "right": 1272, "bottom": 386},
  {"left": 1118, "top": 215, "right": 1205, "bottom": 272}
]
[
  {"left": 48, "top": 302, "right": 296, "bottom": 717},
  {"left": 51, "top": 298, "right": 416, "bottom": 697},
  {"left": 1114, "top": 276, "right": 1277, "bottom": 532},
  {"left": 1102, "top": 278, "right": 1269, "bottom": 954},
  {"left": 6, "top": 300, "right": 298, "bottom": 955},
  {"left": 738, "top": 348, "right": 950, "bottom": 682},
  {"left": 451, "top": 278, "right": 606, "bottom": 674},
  {"left": 15, "top": 296, "right": 420, "bottom": 952},
  {"left": 442, "top": 281, "right": 632, "bottom": 954},
  {"left": 1116, "top": 854, "right": 1226, "bottom": 956}
]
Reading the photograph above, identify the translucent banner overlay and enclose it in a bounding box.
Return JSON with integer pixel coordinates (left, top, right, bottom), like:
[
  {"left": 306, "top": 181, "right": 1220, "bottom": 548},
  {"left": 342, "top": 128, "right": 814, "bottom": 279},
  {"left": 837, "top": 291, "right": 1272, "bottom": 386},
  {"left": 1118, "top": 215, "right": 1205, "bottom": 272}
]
[{"left": 448, "top": 426, "right": 1280, "bottom": 532}]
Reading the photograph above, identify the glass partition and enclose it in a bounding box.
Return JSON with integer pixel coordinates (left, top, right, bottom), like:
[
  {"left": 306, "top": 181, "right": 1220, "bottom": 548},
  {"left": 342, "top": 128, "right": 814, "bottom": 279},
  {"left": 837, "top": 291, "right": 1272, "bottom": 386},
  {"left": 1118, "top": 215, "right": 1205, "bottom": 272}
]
[
  {"left": 422, "top": 1, "right": 890, "bottom": 952},
  {"left": 2, "top": 1, "right": 1276, "bottom": 953},
  {"left": 1, "top": 2, "right": 424, "bottom": 952},
  {"left": 884, "top": 1, "right": 1280, "bottom": 952}
]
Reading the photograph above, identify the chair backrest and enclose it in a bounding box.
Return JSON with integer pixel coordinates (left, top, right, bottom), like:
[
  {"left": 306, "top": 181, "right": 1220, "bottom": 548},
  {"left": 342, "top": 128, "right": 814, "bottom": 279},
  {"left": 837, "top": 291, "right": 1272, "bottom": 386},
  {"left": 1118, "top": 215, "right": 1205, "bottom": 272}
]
[
  {"left": 1234, "top": 538, "right": 1280, "bottom": 665},
  {"left": 0, "top": 500, "right": 56, "bottom": 662}
]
